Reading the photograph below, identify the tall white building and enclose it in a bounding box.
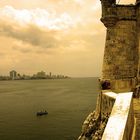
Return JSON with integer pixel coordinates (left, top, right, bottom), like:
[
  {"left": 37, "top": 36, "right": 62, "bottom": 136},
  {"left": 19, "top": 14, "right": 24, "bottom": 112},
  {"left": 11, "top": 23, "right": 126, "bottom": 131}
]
[{"left": 9, "top": 70, "right": 17, "bottom": 80}]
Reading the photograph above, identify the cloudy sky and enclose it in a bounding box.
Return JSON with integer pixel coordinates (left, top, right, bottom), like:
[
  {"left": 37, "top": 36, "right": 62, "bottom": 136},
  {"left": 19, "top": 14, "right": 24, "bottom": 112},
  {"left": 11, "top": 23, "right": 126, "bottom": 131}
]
[{"left": 0, "top": 0, "right": 135, "bottom": 77}]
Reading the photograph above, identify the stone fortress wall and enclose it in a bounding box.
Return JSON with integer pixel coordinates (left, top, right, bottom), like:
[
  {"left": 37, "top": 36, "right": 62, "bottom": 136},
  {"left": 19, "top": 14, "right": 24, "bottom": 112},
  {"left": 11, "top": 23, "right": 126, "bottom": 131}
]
[
  {"left": 78, "top": 0, "right": 140, "bottom": 139},
  {"left": 78, "top": 91, "right": 134, "bottom": 140},
  {"left": 101, "top": 0, "right": 138, "bottom": 92}
]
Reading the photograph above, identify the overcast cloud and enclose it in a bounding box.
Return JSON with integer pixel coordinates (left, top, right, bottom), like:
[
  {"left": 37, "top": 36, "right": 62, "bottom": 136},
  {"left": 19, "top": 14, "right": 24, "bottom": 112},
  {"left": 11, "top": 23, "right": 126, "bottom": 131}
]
[{"left": 0, "top": 0, "right": 109, "bottom": 77}]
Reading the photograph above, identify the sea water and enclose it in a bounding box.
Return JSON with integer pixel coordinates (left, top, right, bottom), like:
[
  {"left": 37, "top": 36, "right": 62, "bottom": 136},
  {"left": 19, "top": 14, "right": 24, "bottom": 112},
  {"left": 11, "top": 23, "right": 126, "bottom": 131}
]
[{"left": 0, "top": 78, "right": 99, "bottom": 140}]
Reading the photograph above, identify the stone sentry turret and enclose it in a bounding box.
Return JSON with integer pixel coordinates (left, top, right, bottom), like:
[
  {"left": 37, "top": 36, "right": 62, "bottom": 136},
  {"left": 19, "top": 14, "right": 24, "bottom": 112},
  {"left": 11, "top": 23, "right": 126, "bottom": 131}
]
[
  {"left": 100, "top": 0, "right": 140, "bottom": 93},
  {"left": 101, "top": 0, "right": 117, "bottom": 27}
]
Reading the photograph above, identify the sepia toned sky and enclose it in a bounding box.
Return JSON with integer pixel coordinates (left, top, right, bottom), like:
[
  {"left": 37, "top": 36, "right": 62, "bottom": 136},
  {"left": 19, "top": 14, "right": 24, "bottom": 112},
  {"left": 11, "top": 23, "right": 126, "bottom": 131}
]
[{"left": 0, "top": 0, "right": 135, "bottom": 77}]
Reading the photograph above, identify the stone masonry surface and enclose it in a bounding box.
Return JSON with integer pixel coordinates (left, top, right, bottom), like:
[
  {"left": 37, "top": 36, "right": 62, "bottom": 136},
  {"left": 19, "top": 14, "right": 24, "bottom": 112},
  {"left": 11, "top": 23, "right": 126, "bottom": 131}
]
[
  {"left": 133, "top": 99, "right": 140, "bottom": 140},
  {"left": 78, "top": 0, "right": 140, "bottom": 139}
]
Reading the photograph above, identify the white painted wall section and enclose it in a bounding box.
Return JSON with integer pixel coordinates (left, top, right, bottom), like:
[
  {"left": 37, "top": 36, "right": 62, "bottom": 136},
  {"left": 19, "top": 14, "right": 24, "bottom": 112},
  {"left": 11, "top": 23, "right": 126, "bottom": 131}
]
[
  {"left": 102, "top": 92, "right": 133, "bottom": 140},
  {"left": 103, "top": 91, "right": 117, "bottom": 99}
]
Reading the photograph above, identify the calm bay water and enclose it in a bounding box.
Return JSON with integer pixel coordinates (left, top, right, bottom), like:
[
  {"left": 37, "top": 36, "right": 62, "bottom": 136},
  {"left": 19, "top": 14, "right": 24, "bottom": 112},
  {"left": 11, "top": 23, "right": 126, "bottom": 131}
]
[{"left": 0, "top": 77, "right": 99, "bottom": 140}]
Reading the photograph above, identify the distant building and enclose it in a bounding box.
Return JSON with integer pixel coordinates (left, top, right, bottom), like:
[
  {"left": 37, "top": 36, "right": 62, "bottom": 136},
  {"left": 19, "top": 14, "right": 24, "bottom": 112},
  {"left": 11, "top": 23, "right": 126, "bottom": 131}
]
[
  {"left": 36, "top": 71, "right": 46, "bottom": 79},
  {"left": 49, "top": 72, "right": 52, "bottom": 77},
  {"left": 22, "top": 74, "right": 30, "bottom": 80},
  {"left": 9, "top": 70, "right": 17, "bottom": 80}
]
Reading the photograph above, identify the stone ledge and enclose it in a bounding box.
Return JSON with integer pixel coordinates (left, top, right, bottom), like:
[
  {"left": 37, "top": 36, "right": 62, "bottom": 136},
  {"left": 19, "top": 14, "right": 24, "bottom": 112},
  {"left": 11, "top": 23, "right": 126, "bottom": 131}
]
[
  {"left": 102, "top": 92, "right": 134, "bottom": 140},
  {"left": 116, "top": 4, "right": 135, "bottom": 7},
  {"left": 102, "top": 91, "right": 117, "bottom": 99}
]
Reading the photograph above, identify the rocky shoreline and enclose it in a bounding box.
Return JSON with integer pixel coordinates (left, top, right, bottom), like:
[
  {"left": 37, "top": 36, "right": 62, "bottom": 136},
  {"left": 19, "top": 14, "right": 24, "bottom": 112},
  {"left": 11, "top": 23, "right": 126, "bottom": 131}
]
[{"left": 78, "top": 111, "right": 110, "bottom": 140}]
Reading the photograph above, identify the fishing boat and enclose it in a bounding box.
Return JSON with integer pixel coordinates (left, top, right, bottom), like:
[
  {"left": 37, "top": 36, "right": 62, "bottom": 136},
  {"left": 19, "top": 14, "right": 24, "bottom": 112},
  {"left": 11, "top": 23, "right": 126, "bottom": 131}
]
[{"left": 36, "top": 110, "right": 48, "bottom": 116}]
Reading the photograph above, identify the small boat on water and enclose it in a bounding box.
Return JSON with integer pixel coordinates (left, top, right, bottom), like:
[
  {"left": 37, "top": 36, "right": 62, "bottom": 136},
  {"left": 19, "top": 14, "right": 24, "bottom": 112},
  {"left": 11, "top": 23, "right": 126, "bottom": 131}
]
[{"left": 36, "top": 110, "right": 48, "bottom": 116}]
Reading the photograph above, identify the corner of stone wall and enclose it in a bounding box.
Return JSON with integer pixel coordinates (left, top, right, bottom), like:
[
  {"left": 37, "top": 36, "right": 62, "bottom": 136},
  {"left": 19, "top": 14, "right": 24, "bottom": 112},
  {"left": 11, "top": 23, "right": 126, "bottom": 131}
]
[{"left": 78, "top": 90, "right": 117, "bottom": 140}]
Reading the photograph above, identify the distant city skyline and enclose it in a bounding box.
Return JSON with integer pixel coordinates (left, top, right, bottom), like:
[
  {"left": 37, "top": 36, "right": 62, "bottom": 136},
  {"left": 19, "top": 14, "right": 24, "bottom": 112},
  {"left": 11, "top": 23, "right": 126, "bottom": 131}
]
[
  {"left": 0, "top": 69, "right": 70, "bottom": 77},
  {"left": 0, "top": 0, "right": 134, "bottom": 77},
  {"left": 0, "top": 70, "right": 69, "bottom": 80},
  {"left": 8, "top": 70, "right": 69, "bottom": 77}
]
